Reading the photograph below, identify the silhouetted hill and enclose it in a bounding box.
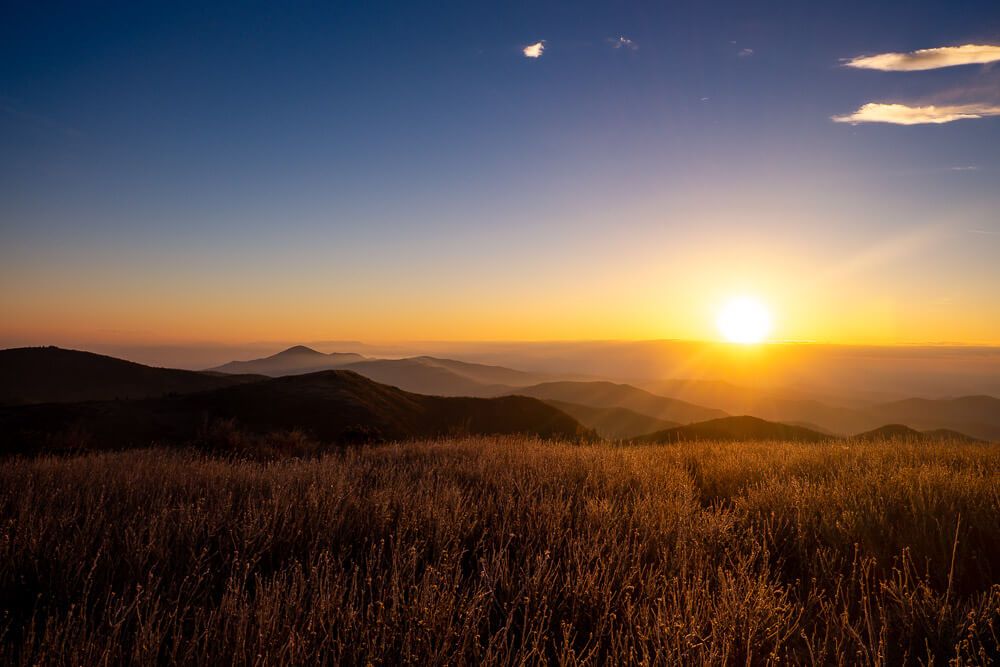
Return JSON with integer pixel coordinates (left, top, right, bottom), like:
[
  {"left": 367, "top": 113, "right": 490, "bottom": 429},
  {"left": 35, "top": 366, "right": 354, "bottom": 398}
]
[
  {"left": 636, "top": 416, "right": 830, "bottom": 443},
  {"left": 408, "top": 356, "right": 546, "bottom": 387},
  {"left": 512, "top": 381, "right": 726, "bottom": 424},
  {"left": 0, "top": 347, "right": 264, "bottom": 405},
  {"left": 209, "top": 347, "right": 560, "bottom": 396},
  {"left": 209, "top": 346, "right": 367, "bottom": 376},
  {"left": 542, "top": 400, "right": 679, "bottom": 439},
  {"left": 639, "top": 379, "right": 877, "bottom": 435},
  {"left": 0, "top": 370, "right": 591, "bottom": 453},
  {"left": 921, "top": 428, "right": 983, "bottom": 442},
  {"left": 336, "top": 359, "right": 511, "bottom": 396},
  {"left": 865, "top": 396, "right": 1000, "bottom": 441},
  {"left": 641, "top": 380, "right": 1000, "bottom": 440},
  {"left": 852, "top": 424, "right": 982, "bottom": 442}
]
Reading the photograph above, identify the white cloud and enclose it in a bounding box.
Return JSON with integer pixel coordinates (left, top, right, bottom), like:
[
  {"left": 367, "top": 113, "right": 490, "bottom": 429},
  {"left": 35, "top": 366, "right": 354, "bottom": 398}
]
[
  {"left": 832, "top": 102, "right": 1000, "bottom": 125},
  {"left": 845, "top": 44, "right": 1000, "bottom": 71},
  {"left": 609, "top": 36, "right": 638, "bottom": 50},
  {"left": 523, "top": 41, "right": 545, "bottom": 58},
  {"left": 738, "top": 48, "right": 754, "bottom": 57}
]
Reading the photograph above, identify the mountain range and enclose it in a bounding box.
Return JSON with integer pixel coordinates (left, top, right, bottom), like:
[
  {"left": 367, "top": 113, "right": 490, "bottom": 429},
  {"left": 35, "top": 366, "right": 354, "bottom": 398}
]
[
  {"left": 0, "top": 367, "right": 591, "bottom": 454},
  {"left": 209, "top": 345, "right": 367, "bottom": 376},
  {"left": 0, "top": 346, "right": 995, "bottom": 451},
  {"left": 207, "top": 345, "right": 553, "bottom": 396},
  {"left": 204, "top": 346, "right": 1000, "bottom": 439},
  {"left": 510, "top": 381, "right": 726, "bottom": 425},
  {"left": 540, "top": 400, "right": 679, "bottom": 439},
  {"left": 638, "top": 378, "right": 1000, "bottom": 439}
]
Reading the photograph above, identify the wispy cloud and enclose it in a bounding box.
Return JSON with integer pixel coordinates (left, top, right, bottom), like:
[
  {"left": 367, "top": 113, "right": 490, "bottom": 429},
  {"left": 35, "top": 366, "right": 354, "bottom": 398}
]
[
  {"left": 844, "top": 44, "right": 1000, "bottom": 71},
  {"left": 738, "top": 48, "right": 754, "bottom": 58},
  {"left": 522, "top": 41, "right": 545, "bottom": 58},
  {"left": 832, "top": 102, "right": 1000, "bottom": 125},
  {"left": 608, "top": 36, "right": 638, "bottom": 51}
]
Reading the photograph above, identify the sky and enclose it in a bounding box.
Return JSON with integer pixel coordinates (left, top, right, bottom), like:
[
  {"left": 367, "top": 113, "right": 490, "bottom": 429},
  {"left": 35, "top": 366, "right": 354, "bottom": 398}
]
[{"left": 2, "top": 0, "right": 1000, "bottom": 348}]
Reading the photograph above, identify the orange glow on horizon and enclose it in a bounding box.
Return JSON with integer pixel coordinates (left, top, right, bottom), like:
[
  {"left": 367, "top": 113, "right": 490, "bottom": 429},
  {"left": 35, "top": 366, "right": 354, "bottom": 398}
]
[{"left": 3, "top": 224, "right": 999, "bottom": 348}]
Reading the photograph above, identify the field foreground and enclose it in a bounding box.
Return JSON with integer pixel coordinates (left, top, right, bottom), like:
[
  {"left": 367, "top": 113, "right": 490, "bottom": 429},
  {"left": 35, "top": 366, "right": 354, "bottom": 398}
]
[{"left": 1, "top": 438, "right": 999, "bottom": 665}]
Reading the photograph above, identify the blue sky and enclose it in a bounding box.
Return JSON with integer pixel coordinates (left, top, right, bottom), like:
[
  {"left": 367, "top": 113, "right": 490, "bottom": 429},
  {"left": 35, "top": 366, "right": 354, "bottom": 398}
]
[{"left": 2, "top": 0, "right": 999, "bottom": 345}]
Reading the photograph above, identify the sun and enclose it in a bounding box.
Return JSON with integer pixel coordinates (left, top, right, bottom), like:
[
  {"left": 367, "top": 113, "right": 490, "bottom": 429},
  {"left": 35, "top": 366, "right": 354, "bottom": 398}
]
[{"left": 716, "top": 297, "right": 772, "bottom": 344}]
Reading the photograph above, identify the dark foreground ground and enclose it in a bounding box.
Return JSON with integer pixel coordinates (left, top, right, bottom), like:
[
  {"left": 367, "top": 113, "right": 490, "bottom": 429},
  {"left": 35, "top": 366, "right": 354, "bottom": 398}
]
[{"left": 1, "top": 437, "right": 998, "bottom": 665}]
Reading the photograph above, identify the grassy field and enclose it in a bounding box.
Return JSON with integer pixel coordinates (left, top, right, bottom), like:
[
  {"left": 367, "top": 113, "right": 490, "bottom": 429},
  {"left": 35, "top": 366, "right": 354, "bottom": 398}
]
[{"left": 1, "top": 437, "right": 998, "bottom": 665}]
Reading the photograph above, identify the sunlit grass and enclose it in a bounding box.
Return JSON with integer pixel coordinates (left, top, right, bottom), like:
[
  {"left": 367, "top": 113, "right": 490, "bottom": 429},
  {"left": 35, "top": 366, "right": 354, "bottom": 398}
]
[{"left": 1, "top": 437, "right": 998, "bottom": 664}]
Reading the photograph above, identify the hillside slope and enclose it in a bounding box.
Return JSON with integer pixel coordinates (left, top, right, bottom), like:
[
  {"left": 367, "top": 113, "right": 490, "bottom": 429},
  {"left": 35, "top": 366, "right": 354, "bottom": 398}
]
[
  {"left": 408, "top": 356, "right": 546, "bottom": 387},
  {"left": 0, "top": 370, "right": 591, "bottom": 452},
  {"left": 0, "top": 347, "right": 264, "bottom": 405},
  {"left": 642, "top": 380, "right": 1000, "bottom": 440},
  {"left": 852, "top": 424, "right": 982, "bottom": 442},
  {"left": 637, "top": 416, "right": 830, "bottom": 443},
  {"left": 210, "top": 346, "right": 559, "bottom": 396},
  {"left": 543, "top": 400, "right": 679, "bottom": 439},
  {"left": 865, "top": 396, "right": 1000, "bottom": 441},
  {"left": 336, "top": 359, "right": 511, "bottom": 396},
  {"left": 513, "top": 381, "right": 726, "bottom": 424}
]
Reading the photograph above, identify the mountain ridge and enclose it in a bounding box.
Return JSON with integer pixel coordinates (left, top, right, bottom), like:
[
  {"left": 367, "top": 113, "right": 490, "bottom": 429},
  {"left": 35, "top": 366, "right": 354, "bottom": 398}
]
[
  {"left": 207, "top": 346, "right": 565, "bottom": 396},
  {"left": 0, "top": 369, "right": 593, "bottom": 454},
  {"left": 4, "top": 347, "right": 995, "bottom": 444},
  {"left": 541, "top": 399, "right": 680, "bottom": 439},
  {"left": 852, "top": 423, "right": 983, "bottom": 443},
  {"left": 637, "top": 378, "right": 1000, "bottom": 440},
  {"left": 209, "top": 346, "right": 368, "bottom": 376},
  {"left": 510, "top": 381, "right": 727, "bottom": 424},
  {"left": 0, "top": 347, "right": 264, "bottom": 405},
  {"left": 635, "top": 416, "right": 830, "bottom": 443}
]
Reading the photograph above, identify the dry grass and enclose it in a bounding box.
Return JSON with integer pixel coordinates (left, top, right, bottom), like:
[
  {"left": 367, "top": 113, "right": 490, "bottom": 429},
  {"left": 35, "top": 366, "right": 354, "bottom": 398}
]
[{"left": 1, "top": 437, "right": 998, "bottom": 665}]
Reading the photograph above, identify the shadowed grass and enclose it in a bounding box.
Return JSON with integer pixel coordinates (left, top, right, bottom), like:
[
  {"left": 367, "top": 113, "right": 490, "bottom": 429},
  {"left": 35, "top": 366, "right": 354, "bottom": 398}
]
[{"left": 1, "top": 437, "right": 998, "bottom": 664}]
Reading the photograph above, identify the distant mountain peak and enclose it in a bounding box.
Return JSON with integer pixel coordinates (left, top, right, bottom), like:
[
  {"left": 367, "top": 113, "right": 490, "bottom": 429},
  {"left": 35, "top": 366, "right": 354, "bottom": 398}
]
[{"left": 277, "top": 345, "right": 323, "bottom": 356}]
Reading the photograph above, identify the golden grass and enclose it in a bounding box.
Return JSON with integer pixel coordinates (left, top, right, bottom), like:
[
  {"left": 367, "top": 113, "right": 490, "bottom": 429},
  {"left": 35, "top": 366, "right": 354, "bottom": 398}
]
[{"left": 1, "top": 437, "right": 998, "bottom": 664}]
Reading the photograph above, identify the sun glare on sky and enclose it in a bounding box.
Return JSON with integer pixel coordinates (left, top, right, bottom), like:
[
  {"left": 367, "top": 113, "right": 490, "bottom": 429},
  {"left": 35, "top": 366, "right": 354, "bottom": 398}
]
[{"left": 716, "top": 297, "right": 772, "bottom": 344}]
